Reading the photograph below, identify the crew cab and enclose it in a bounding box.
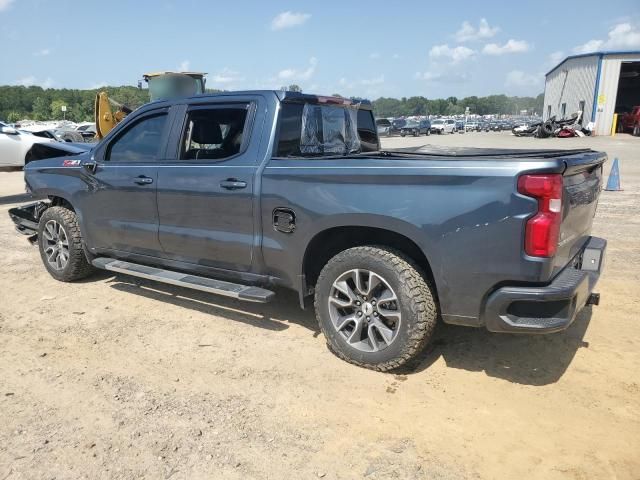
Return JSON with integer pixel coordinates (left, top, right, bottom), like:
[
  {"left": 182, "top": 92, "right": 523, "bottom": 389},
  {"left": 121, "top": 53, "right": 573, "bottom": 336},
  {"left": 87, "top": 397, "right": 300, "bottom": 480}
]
[{"left": 10, "top": 91, "right": 607, "bottom": 371}]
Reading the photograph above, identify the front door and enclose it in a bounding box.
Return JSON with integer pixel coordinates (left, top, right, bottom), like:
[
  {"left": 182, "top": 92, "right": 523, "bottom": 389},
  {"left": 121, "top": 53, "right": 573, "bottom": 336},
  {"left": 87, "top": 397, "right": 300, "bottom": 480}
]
[
  {"left": 156, "top": 102, "right": 259, "bottom": 272},
  {"left": 80, "top": 109, "right": 170, "bottom": 257}
]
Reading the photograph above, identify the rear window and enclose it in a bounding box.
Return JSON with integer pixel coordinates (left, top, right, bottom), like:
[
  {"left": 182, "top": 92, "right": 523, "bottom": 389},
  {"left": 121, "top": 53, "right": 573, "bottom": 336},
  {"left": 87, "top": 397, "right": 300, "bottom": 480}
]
[{"left": 275, "top": 103, "right": 378, "bottom": 157}]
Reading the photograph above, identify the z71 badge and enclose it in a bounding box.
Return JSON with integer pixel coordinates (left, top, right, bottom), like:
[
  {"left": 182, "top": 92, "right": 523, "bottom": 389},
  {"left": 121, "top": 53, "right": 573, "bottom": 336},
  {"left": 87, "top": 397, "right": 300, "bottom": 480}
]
[{"left": 62, "top": 159, "right": 81, "bottom": 167}]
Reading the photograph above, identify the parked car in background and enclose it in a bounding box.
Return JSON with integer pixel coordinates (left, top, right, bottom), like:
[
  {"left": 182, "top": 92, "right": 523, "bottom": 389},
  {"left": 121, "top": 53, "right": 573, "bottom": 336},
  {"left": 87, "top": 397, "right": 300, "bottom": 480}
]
[
  {"left": 430, "top": 118, "right": 455, "bottom": 134},
  {"left": 618, "top": 106, "right": 640, "bottom": 136},
  {"left": 455, "top": 120, "right": 465, "bottom": 133},
  {"left": 465, "top": 122, "right": 478, "bottom": 132},
  {"left": 0, "top": 122, "right": 57, "bottom": 167},
  {"left": 400, "top": 119, "right": 431, "bottom": 136},
  {"left": 75, "top": 123, "right": 98, "bottom": 142},
  {"left": 390, "top": 118, "right": 406, "bottom": 136},
  {"left": 19, "top": 124, "right": 85, "bottom": 144},
  {"left": 376, "top": 118, "right": 392, "bottom": 137}
]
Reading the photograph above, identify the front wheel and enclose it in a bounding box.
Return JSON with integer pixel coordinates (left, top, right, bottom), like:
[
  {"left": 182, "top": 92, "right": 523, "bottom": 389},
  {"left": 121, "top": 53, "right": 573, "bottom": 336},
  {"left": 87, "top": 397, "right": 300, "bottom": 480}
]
[
  {"left": 634, "top": 124, "right": 640, "bottom": 137},
  {"left": 315, "top": 246, "right": 438, "bottom": 371},
  {"left": 38, "top": 206, "right": 95, "bottom": 282}
]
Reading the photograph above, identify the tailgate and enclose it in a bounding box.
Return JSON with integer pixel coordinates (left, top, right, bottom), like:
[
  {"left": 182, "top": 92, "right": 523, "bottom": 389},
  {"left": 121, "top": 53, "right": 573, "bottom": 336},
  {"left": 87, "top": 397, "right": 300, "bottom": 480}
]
[{"left": 554, "top": 151, "right": 606, "bottom": 272}]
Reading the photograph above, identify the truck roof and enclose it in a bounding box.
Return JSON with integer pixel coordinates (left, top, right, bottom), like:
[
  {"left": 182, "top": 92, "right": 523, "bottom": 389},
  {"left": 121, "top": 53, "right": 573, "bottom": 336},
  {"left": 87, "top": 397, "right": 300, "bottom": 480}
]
[{"left": 141, "top": 90, "right": 373, "bottom": 110}]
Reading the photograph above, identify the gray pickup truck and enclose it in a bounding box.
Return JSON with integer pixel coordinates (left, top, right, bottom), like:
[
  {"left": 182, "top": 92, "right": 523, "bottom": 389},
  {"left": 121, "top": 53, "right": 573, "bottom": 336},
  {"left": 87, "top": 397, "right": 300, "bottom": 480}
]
[{"left": 9, "top": 91, "right": 606, "bottom": 371}]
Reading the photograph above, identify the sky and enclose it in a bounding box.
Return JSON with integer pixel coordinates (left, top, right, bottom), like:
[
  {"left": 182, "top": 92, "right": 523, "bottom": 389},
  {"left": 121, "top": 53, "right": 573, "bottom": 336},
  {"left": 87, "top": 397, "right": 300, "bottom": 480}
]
[{"left": 1, "top": 0, "right": 639, "bottom": 99}]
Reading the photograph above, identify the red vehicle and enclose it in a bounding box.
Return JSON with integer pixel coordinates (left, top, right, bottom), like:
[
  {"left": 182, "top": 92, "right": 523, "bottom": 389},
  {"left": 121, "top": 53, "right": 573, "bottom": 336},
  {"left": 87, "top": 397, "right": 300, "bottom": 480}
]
[{"left": 618, "top": 106, "right": 640, "bottom": 136}]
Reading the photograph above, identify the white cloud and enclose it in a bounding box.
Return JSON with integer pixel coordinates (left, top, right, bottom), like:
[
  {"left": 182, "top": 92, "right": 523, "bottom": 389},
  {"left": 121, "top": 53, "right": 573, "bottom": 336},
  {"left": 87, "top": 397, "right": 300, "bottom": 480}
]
[
  {"left": 573, "top": 22, "right": 640, "bottom": 53},
  {"left": 455, "top": 18, "right": 499, "bottom": 42},
  {"left": 16, "top": 76, "right": 36, "bottom": 86},
  {"left": 271, "top": 11, "right": 311, "bottom": 31},
  {"left": 505, "top": 70, "right": 541, "bottom": 88},
  {"left": 178, "top": 59, "right": 190, "bottom": 72},
  {"left": 548, "top": 50, "right": 565, "bottom": 65},
  {"left": 573, "top": 39, "right": 604, "bottom": 54},
  {"left": 392, "top": 53, "right": 400, "bottom": 59},
  {"left": 482, "top": 39, "right": 531, "bottom": 55},
  {"left": 34, "top": 48, "right": 51, "bottom": 56},
  {"left": 0, "top": 0, "right": 14, "bottom": 12},
  {"left": 277, "top": 57, "right": 317, "bottom": 81},
  {"left": 209, "top": 67, "right": 244, "bottom": 85},
  {"left": 14, "top": 76, "right": 54, "bottom": 88},
  {"left": 90, "top": 81, "right": 108, "bottom": 90},
  {"left": 429, "top": 44, "right": 475, "bottom": 64},
  {"left": 360, "top": 75, "right": 384, "bottom": 86},
  {"left": 369, "top": 52, "right": 380, "bottom": 59},
  {"left": 415, "top": 71, "right": 470, "bottom": 83}
]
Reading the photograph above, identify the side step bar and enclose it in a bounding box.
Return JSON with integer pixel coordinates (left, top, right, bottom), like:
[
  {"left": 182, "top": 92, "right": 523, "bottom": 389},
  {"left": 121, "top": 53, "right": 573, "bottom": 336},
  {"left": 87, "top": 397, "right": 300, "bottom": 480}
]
[{"left": 92, "top": 258, "right": 275, "bottom": 303}]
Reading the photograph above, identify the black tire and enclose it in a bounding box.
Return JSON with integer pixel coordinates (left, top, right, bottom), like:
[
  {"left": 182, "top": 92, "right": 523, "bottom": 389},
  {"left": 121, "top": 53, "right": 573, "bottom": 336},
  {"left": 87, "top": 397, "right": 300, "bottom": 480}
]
[
  {"left": 400, "top": 133, "right": 405, "bottom": 137},
  {"left": 425, "top": 130, "right": 430, "bottom": 136},
  {"left": 38, "top": 206, "right": 95, "bottom": 282},
  {"left": 315, "top": 246, "right": 438, "bottom": 371},
  {"left": 633, "top": 124, "right": 640, "bottom": 137}
]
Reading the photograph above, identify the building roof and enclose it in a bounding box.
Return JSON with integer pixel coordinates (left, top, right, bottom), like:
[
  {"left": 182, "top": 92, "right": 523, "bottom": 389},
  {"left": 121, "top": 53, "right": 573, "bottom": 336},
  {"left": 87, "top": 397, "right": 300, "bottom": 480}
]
[{"left": 545, "top": 50, "right": 640, "bottom": 77}]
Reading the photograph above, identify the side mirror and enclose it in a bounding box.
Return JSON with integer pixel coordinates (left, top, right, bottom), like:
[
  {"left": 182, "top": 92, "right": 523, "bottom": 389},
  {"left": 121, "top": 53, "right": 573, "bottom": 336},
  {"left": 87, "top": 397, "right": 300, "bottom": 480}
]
[{"left": 0, "top": 125, "right": 19, "bottom": 135}]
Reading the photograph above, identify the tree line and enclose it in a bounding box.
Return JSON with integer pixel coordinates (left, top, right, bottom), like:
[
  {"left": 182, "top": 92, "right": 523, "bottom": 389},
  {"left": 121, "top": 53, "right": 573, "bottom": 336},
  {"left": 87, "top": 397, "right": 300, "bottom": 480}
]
[
  {"left": 0, "top": 84, "right": 544, "bottom": 123},
  {"left": 370, "top": 94, "right": 544, "bottom": 118}
]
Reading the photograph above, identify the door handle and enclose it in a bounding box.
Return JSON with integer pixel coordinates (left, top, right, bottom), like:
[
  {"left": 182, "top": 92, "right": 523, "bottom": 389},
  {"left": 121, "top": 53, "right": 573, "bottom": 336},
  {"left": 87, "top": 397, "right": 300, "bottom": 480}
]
[
  {"left": 134, "top": 175, "right": 154, "bottom": 185},
  {"left": 220, "top": 179, "right": 247, "bottom": 190}
]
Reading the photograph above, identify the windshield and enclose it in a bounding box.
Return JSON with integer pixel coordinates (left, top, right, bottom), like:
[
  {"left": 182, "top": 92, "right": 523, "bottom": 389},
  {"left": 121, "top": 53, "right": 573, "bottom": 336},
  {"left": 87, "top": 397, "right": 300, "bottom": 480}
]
[
  {"left": 404, "top": 121, "right": 419, "bottom": 127},
  {"left": 432, "top": 119, "right": 444, "bottom": 125}
]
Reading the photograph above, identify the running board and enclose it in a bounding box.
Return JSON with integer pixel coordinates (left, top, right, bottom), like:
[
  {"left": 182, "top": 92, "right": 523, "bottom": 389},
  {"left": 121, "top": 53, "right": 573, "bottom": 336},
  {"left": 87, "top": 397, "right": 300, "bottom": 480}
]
[{"left": 91, "top": 258, "right": 275, "bottom": 303}]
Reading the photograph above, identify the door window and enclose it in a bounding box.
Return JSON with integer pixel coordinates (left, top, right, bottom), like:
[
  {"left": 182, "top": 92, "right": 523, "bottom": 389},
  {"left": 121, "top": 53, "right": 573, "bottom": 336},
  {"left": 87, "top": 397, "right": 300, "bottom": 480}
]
[
  {"left": 106, "top": 113, "right": 168, "bottom": 162},
  {"left": 180, "top": 105, "right": 250, "bottom": 160}
]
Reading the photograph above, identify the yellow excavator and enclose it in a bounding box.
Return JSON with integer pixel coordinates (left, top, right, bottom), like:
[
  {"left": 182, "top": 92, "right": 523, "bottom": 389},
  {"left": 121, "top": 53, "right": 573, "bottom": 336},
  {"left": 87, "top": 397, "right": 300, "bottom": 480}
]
[{"left": 94, "top": 71, "right": 206, "bottom": 139}]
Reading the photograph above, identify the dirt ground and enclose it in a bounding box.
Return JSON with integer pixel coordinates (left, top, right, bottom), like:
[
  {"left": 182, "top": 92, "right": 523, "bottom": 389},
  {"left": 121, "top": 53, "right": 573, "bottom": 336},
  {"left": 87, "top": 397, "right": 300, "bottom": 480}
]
[{"left": 1, "top": 132, "right": 638, "bottom": 480}]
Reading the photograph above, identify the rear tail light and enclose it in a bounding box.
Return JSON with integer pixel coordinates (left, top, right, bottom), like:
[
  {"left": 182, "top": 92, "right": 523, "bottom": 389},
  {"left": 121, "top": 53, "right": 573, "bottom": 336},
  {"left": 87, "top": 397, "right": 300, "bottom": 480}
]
[{"left": 517, "top": 174, "right": 563, "bottom": 257}]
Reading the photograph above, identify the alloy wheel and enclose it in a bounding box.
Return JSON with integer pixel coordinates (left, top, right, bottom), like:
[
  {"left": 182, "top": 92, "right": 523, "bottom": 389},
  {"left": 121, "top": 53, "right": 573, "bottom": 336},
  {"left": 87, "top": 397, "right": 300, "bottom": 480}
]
[
  {"left": 42, "top": 220, "right": 70, "bottom": 271},
  {"left": 327, "top": 269, "right": 401, "bottom": 352}
]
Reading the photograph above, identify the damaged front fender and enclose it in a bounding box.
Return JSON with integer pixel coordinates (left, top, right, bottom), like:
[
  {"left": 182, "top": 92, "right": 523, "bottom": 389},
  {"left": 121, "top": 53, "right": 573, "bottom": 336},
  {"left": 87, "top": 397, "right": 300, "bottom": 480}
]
[
  {"left": 8, "top": 201, "right": 50, "bottom": 242},
  {"left": 25, "top": 142, "right": 93, "bottom": 165}
]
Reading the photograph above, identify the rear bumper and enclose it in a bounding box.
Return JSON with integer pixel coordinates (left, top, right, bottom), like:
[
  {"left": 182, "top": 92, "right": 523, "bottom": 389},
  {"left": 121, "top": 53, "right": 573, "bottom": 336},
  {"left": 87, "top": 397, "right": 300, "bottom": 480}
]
[{"left": 484, "top": 237, "right": 606, "bottom": 333}]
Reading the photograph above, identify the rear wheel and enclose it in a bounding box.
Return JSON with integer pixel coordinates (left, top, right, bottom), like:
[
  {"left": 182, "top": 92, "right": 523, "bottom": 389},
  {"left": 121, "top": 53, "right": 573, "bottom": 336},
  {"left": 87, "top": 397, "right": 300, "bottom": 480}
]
[
  {"left": 633, "top": 124, "right": 640, "bottom": 137},
  {"left": 38, "top": 206, "right": 95, "bottom": 282},
  {"left": 315, "top": 246, "right": 438, "bottom": 371}
]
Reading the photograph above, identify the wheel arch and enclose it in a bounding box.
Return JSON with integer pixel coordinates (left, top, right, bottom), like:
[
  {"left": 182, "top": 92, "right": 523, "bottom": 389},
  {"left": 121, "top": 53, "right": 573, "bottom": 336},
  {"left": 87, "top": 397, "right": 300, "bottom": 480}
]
[{"left": 301, "top": 225, "right": 438, "bottom": 302}]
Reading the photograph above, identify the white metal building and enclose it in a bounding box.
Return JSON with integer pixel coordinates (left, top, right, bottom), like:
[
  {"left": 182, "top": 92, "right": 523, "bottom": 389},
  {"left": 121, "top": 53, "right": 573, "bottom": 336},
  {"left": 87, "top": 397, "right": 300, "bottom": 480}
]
[{"left": 544, "top": 51, "right": 640, "bottom": 136}]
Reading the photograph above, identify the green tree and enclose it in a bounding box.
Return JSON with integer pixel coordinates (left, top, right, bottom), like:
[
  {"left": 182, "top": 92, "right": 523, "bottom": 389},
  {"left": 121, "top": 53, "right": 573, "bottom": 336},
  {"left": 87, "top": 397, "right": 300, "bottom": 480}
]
[
  {"left": 50, "top": 99, "right": 67, "bottom": 120},
  {"left": 280, "top": 84, "right": 302, "bottom": 92},
  {"left": 32, "top": 96, "right": 49, "bottom": 120},
  {"left": 6, "top": 111, "right": 21, "bottom": 123}
]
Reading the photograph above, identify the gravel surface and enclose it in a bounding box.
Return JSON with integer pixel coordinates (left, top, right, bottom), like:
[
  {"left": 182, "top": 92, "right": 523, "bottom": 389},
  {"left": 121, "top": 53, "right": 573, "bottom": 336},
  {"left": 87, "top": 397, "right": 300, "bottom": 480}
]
[{"left": 0, "top": 131, "right": 638, "bottom": 479}]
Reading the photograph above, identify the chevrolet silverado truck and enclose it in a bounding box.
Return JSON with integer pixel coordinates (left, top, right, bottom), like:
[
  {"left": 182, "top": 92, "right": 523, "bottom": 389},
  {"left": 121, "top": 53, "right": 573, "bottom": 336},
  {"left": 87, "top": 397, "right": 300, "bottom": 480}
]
[{"left": 9, "top": 91, "right": 607, "bottom": 371}]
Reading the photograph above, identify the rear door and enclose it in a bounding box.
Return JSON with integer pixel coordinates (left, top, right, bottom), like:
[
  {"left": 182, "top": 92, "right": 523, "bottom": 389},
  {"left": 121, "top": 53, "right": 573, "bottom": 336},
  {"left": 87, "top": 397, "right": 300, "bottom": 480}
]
[
  {"left": 156, "top": 99, "right": 261, "bottom": 272},
  {"left": 80, "top": 109, "right": 169, "bottom": 256}
]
